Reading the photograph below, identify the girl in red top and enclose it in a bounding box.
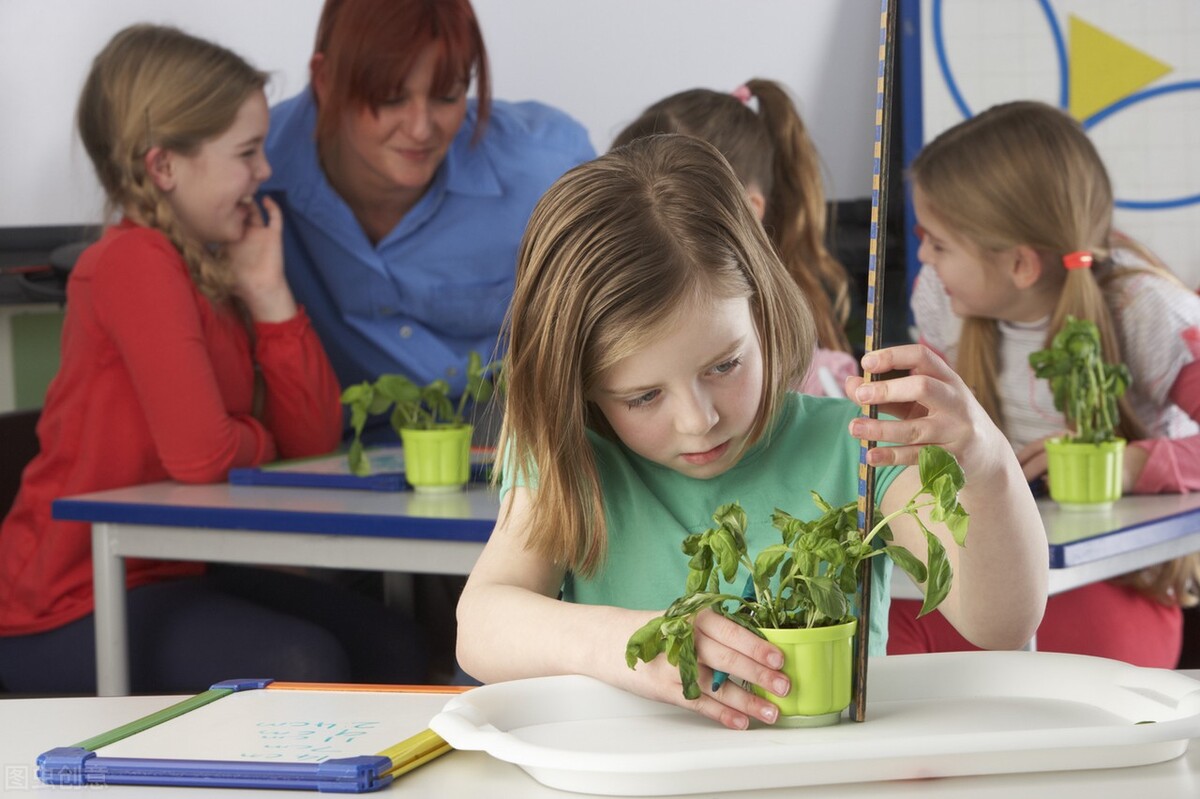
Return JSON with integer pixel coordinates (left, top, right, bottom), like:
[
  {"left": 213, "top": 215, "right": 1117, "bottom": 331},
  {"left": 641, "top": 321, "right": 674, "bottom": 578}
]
[{"left": 0, "top": 24, "right": 426, "bottom": 692}]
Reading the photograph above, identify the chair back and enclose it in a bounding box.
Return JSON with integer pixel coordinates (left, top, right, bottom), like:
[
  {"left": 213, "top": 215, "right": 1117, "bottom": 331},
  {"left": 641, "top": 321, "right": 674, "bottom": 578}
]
[{"left": 0, "top": 408, "right": 41, "bottom": 519}]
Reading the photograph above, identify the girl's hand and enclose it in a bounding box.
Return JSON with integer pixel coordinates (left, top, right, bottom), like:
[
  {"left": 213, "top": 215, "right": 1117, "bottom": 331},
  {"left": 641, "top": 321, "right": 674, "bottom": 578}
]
[
  {"left": 1016, "top": 435, "right": 1057, "bottom": 483},
  {"left": 227, "top": 196, "right": 296, "bottom": 322},
  {"left": 1018, "top": 433, "right": 1146, "bottom": 491},
  {"left": 845, "top": 344, "right": 1010, "bottom": 481},
  {"left": 624, "top": 610, "right": 789, "bottom": 731},
  {"left": 1122, "top": 442, "right": 1149, "bottom": 492}
]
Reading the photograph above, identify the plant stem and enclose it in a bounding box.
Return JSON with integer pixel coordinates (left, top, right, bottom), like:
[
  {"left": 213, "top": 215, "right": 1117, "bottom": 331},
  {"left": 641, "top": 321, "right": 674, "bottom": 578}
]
[{"left": 862, "top": 498, "right": 935, "bottom": 547}]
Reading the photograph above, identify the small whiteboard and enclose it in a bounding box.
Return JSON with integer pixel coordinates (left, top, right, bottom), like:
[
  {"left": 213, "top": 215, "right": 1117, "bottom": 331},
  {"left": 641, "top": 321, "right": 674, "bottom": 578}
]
[{"left": 37, "top": 680, "right": 467, "bottom": 793}]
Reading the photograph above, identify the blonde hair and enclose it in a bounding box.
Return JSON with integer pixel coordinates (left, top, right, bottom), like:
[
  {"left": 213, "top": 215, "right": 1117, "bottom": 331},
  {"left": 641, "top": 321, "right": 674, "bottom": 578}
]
[
  {"left": 613, "top": 78, "right": 851, "bottom": 354},
  {"left": 911, "top": 100, "right": 1199, "bottom": 606},
  {"left": 76, "top": 24, "right": 267, "bottom": 302},
  {"left": 499, "top": 134, "right": 816, "bottom": 576}
]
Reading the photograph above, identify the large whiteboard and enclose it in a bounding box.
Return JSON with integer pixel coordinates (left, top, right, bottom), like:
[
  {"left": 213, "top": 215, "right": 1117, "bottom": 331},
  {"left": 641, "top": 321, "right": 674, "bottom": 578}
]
[
  {"left": 0, "top": 0, "right": 884, "bottom": 229},
  {"left": 915, "top": 0, "right": 1200, "bottom": 288}
]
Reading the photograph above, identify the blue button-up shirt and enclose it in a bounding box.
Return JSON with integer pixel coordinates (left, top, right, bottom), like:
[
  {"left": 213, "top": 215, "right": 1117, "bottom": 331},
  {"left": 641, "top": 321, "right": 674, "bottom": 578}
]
[{"left": 263, "top": 91, "right": 594, "bottom": 396}]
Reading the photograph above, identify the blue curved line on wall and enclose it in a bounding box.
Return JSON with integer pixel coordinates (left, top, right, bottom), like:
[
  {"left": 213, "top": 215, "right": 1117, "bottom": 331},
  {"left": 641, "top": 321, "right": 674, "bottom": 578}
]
[
  {"left": 1040, "top": 0, "right": 1068, "bottom": 109},
  {"left": 1084, "top": 80, "right": 1200, "bottom": 127},
  {"left": 1086, "top": 81, "right": 1200, "bottom": 210},
  {"left": 932, "top": 0, "right": 971, "bottom": 120},
  {"left": 933, "top": 0, "right": 1068, "bottom": 121},
  {"left": 933, "top": 2, "right": 1198, "bottom": 211}
]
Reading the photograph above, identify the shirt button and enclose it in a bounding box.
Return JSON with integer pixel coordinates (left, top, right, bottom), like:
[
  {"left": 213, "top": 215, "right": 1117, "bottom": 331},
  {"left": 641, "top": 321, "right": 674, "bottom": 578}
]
[
  {"left": 445, "top": 366, "right": 458, "bottom": 378},
  {"left": 399, "top": 326, "right": 413, "bottom": 338},
  {"left": 379, "top": 306, "right": 394, "bottom": 315}
]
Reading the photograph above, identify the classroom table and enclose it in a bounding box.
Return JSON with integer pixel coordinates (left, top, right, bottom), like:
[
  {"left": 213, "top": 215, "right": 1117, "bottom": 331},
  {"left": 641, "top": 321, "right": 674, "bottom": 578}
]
[
  {"left": 53, "top": 483, "right": 1200, "bottom": 697},
  {"left": 3, "top": 672, "right": 1200, "bottom": 798}
]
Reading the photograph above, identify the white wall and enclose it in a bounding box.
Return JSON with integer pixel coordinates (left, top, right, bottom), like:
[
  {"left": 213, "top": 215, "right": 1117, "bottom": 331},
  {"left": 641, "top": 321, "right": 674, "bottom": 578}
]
[{"left": 0, "top": 0, "right": 882, "bottom": 228}]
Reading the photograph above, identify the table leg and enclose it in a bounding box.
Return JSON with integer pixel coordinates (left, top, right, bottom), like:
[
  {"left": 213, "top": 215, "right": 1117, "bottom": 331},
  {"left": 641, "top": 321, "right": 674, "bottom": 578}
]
[{"left": 92, "top": 522, "right": 130, "bottom": 696}]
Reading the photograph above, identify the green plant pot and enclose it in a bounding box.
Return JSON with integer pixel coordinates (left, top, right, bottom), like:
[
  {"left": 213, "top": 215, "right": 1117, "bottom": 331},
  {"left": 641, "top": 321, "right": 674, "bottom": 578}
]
[
  {"left": 399, "top": 425, "right": 473, "bottom": 493},
  {"left": 750, "top": 619, "right": 857, "bottom": 727},
  {"left": 1044, "top": 437, "right": 1125, "bottom": 511}
]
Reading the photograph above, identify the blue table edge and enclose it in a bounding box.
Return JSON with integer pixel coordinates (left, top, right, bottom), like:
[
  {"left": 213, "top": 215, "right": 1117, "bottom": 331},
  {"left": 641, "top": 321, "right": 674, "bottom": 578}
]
[{"left": 51, "top": 496, "right": 493, "bottom": 543}]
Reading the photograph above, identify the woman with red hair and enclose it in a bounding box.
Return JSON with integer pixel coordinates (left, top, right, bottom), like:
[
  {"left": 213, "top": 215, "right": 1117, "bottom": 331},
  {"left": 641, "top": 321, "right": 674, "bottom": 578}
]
[{"left": 264, "top": 0, "right": 594, "bottom": 409}]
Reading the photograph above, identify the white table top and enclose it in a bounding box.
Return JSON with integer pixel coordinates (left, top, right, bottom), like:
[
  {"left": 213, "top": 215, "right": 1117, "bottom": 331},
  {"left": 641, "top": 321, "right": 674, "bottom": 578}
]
[{"left": 4, "top": 673, "right": 1200, "bottom": 798}]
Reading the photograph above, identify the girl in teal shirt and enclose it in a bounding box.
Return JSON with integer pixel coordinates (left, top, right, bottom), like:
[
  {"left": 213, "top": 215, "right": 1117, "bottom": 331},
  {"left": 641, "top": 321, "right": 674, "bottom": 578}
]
[{"left": 457, "top": 135, "right": 1048, "bottom": 731}]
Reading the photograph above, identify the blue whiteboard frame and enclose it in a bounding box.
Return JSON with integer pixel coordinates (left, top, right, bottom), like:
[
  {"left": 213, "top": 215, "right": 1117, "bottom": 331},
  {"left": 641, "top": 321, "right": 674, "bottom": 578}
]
[{"left": 37, "top": 679, "right": 403, "bottom": 793}]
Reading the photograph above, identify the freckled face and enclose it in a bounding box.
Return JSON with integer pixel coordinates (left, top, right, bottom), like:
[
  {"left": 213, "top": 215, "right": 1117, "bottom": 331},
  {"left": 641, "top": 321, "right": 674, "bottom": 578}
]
[
  {"left": 591, "top": 296, "right": 764, "bottom": 479},
  {"left": 913, "top": 186, "right": 1022, "bottom": 321}
]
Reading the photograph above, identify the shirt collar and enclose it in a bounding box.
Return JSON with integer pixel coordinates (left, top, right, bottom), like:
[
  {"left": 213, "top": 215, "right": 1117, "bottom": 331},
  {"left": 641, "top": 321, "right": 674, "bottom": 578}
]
[{"left": 440, "top": 107, "right": 502, "bottom": 198}]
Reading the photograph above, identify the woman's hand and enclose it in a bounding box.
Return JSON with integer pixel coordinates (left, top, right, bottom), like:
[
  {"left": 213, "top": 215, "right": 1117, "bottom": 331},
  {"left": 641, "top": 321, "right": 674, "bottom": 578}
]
[
  {"left": 621, "top": 610, "right": 789, "bottom": 731},
  {"left": 845, "top": 344, "right": 1009, "bottom": 481},
  {"left": 227, "top": 196, "right": 297, "bottom": 323}
]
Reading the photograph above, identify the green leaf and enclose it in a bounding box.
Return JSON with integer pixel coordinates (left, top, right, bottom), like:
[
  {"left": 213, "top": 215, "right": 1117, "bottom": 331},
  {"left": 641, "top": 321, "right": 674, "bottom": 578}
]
[
  {"left": 805, "top": 575, "right": 848, "bottom": 621},
  {"left": 808, "top": 491, "right": 834, "bottom": 514},
  {"left": 918, "top": 527, "right": 953, "bottom": 617},
  {"left": 348, "top": 403, "right": 369, "bottom": 438},
  {"left": 713, "top": 503, "right": 748, "bottom": 552},
  {"left": 675, "top": 629, "right": 701, "bottom": 700},
  {"left": 346, "top": 439, "right": 370, "bottom": 476},
  {"left": 339, "top": 382, "right": 372, "bottom": 406},
  {"left": 374, "top": 375, "right": 420, "bottom": 406},
  {"left": 752, "top": 545, "right": 789, "bottom": 583},
  {"left": 1028, "top": 316, "right": 1129, "bottom": 443},
  {"left": 938, "top": 501, "right": 970, "bottom": 548},
  {"left": 710, "top": 528, "right": 742, "bottom": 582},
  {"left": 919, "top": 445, "right": 965, "bottom": 498},
  {"left": 884, "top": 544, "right": 927, "bottom": 585},
  {"left": 625, "top": 615, "right": 668, "bottom": 668},
  {"left": 771, "top": 509, "right": 805, "bottom": 546}
]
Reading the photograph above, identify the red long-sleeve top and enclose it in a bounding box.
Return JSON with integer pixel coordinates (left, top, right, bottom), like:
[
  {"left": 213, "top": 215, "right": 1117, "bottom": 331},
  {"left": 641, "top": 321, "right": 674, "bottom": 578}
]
[{"left": 0, "top": 221, "right": 342, "bottom": 635}]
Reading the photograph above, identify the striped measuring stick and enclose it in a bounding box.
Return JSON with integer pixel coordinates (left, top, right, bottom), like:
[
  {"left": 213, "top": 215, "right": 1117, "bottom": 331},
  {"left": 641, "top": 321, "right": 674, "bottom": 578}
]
[{"left": 851, "top": 0, "right": 898, "bottom": 724}]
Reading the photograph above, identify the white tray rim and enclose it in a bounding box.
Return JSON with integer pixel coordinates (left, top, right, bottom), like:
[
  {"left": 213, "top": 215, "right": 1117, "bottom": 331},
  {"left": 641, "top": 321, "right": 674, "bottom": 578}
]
[{"left": 431, "top": 651, "right": 1200, "bottom": 796}]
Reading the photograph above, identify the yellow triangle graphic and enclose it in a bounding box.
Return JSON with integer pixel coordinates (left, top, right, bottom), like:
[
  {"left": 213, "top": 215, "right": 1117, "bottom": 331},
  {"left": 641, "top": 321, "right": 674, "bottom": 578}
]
[{"left": 1069, "top": 15, "right": 1172, "bottom": 120}]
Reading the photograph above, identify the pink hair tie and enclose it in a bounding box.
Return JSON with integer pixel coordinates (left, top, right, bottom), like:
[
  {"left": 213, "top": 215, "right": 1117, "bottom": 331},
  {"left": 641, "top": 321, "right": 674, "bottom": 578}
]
[
  {"left": 731, "top": 84, "right": 753, "bottom": 104},
  {"left": 1063, "top": 251, "right": 1094, "bottom": 270}
]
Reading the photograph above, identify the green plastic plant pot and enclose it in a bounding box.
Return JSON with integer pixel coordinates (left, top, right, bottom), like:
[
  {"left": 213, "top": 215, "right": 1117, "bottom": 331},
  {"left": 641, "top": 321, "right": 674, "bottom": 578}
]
[
  {"left": 399, "top": 425, "right": 473, "bottom": 493},
  {"left": 1044, "top": 437, "right": 1125, "bottom": 511},
  {"left": 751, "top": 619, "right": 857, "bottom": 727}
]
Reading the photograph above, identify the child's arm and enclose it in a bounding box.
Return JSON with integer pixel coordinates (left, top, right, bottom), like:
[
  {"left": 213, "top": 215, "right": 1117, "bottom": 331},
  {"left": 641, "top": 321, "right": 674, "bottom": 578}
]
[
  {"left": 1127, "top": 357, "right": 1200, "bottom": 493},
  {"left": 231, "top": 196, "right": 342, "bottom": 458},
  {"left": 846, "top": 344, "right": 1048, "bottom": 650},
  {"left": 457, "top": 486, "right": 791, "bottom": 730},
  {"left": 1015, "top": 358, "right": 1200, "bottom": 493}
]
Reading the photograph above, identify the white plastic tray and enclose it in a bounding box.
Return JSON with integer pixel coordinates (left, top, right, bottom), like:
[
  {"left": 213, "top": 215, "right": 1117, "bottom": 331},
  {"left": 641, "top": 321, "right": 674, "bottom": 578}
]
[{"left": 430, "top": 651, "right": 1200, "bottom": 796}]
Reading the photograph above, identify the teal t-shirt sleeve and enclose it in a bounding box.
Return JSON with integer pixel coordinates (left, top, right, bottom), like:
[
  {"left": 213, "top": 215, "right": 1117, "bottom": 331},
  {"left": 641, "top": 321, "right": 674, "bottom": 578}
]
[
  {"left": 497, "top": 438, "right": 538, "bottom": 500},
  {"left": 875, "top": 461, "right": 905, "bottom": 503}
]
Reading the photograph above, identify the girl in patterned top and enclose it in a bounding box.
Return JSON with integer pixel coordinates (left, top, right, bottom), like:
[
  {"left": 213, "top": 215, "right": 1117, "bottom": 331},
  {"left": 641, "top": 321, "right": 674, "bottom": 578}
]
[{"left": 893, "top": 100, "right": 1200, "bottom": 667}]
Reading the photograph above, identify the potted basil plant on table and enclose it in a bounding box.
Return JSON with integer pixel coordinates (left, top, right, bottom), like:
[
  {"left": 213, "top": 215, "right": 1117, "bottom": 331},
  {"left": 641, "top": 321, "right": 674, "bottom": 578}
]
[
  {"left": 340, "top": 352, "right": 501, "bottom": 493},
  {"left": 626, "top": 445, "right": 969, "bottom": 728},
  {"left": 1028, "top": 316, "right": 1131, "bottom": 511}
]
